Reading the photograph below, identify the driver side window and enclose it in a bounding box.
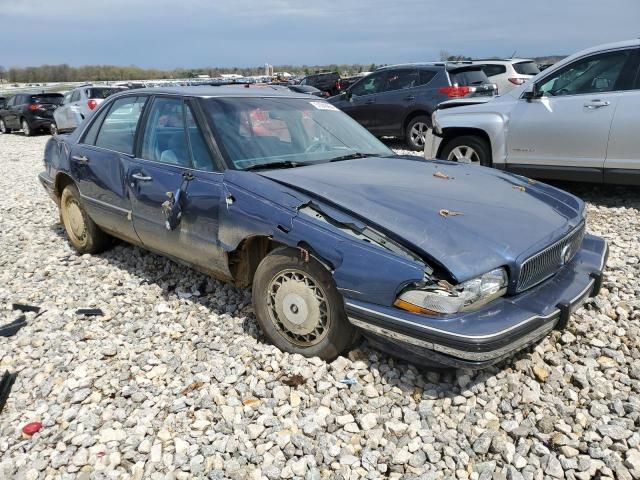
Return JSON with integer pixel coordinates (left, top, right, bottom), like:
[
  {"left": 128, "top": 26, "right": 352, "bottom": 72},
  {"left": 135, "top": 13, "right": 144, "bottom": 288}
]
[
  {"left": 537, "top": 50, "right": 633, "bottom": 97},
  {"left": 351, "top": 72, "right": 387, "bottom": 96}
]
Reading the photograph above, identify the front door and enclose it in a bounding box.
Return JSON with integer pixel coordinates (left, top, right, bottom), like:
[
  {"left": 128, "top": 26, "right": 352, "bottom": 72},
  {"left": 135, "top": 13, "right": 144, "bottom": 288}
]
[
  {"left": 506, "top": 48, "right": 637, "bottom": 181},
  {"left": 341, "top": 71, "right": 388, "bottom": 131},
  {"left": 71, "top": 95, "right": 147, "bottom": 241},
  {"left": 128, "top": 96, "right": 227, "bottom": 273}
]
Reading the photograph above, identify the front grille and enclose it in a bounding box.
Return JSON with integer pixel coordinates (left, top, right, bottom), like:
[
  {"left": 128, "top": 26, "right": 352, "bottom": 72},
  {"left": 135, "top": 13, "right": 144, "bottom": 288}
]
[{"left": 517, "top": 223, "right": 585, "bottom": 292}]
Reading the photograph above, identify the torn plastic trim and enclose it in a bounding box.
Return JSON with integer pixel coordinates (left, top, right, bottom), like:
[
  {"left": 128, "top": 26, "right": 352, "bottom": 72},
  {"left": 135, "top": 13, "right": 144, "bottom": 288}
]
[{"left": 299, "top": 203, "right": 431, "bottom": 270}]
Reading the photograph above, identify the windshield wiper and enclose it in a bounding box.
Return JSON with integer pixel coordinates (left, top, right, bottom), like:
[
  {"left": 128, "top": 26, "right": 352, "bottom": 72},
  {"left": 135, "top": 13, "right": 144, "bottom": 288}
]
[
  {"left": 329, "top": 152, "right": 380, "bottom": 162},
  {"left": 245, "top": 160, "right": 299, "bottom": 171}
]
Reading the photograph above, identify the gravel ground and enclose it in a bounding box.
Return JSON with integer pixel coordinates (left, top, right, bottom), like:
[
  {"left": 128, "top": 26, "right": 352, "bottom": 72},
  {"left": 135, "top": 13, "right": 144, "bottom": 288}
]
[{"left": 1, "top": 133, "right": 639, "bottom": 480}]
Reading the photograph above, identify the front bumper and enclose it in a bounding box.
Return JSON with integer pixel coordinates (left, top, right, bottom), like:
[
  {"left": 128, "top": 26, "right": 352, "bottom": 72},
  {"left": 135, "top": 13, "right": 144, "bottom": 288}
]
[
  {"left": 346, "top": 234, "right": 608, "bottom": 369},
  {"left": 423, "top": 128, "right": 442, "bottom": 160}
]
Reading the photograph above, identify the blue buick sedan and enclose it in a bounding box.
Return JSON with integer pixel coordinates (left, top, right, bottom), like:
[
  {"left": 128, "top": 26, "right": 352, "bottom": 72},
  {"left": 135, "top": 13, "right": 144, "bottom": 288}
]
[{"left": 39, "top": 87, "right": 608, "bottom": 368}]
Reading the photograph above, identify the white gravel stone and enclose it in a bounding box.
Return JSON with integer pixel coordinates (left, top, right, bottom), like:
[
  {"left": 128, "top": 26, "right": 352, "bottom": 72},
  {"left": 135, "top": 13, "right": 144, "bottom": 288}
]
[{"left": 0, "top": 135, "right": 638, "bottom": 479}]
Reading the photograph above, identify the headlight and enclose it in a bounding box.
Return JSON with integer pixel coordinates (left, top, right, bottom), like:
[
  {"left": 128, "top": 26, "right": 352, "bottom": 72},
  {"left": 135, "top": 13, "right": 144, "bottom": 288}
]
[{"left": 394, "top": 268, "right": 508, "bottom": 315}]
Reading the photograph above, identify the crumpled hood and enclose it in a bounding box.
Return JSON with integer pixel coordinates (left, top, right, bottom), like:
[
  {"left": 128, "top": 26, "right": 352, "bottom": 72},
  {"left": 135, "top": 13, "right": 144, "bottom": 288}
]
[{"left": 259, "top": 157, "right": 584, "bottom": 282}]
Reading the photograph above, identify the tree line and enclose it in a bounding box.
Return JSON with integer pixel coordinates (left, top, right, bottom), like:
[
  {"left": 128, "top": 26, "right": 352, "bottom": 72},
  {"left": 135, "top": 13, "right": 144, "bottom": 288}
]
[{"left": 0, "top": 63, "right": 380, "bottom": 84}]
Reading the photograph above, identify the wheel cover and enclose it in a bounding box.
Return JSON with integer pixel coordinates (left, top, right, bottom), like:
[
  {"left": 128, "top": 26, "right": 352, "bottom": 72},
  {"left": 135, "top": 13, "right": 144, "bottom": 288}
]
[
  {"left": 0, "top": 119, "right": 5, "bottom": 132},
  {"left": 22, "top": 121, "right": 29, "bottom": 135},
  {"left": 410, "top": 122, "right": 429, "bottom": 147},
  {"left": 447, "top": 145, "right": 480, "bottom": 164},
  {"left": 51, "top": 123, "right": 58, "bottom": 135},
  {"left": 64, "top": 198, "right": 87, "bottom": 244},
  {"left": 267, "top": 269, "right": 330, "bottom": 347}
]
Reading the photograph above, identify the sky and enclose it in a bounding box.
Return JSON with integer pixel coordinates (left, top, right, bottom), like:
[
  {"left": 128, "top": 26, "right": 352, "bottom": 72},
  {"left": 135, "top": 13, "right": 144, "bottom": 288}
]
[{"left": 0, "top": 0, "right": 639, "bottom": 69}]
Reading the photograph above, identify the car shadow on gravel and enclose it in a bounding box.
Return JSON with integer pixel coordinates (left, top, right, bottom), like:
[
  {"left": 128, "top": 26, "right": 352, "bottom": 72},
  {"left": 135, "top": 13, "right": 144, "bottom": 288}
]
[
  {"left": 544, "top": 181, "right": 640, "bottom": 208},
  {"left": 47, "top": 222, "right": 540, "bottom": 396}
]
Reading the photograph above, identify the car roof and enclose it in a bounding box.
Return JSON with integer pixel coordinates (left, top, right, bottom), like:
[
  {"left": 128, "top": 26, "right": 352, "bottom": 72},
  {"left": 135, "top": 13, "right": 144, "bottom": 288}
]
[
  {"left": 111, "top": 85, "right": 315, "bottom": 100},
  {"left": 471, "top": 58, "right": 535, "bottom": 64},
  {"left": 376, "top": 61, "right": 479, "bottom": 71}
]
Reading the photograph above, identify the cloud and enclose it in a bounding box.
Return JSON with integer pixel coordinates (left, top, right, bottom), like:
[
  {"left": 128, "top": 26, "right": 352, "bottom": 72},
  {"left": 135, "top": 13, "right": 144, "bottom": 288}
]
[{"left": 0, "top": 0, "right": 638, "bottom": 68}]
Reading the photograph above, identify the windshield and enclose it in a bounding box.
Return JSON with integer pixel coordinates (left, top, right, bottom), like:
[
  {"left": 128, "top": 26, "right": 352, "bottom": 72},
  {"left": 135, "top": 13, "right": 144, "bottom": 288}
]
[
  {"left": 202, "top": 97, "right": 393, "bottom": 170},
  {"left": 514, "top": 61, "right": 540, "bottom": 75}
]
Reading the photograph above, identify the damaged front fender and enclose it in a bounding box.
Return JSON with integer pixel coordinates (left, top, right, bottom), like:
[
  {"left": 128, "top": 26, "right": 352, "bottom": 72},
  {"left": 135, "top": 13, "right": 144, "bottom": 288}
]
[{"left": 220, "top": 171, "right": 427, "bottom": 306}]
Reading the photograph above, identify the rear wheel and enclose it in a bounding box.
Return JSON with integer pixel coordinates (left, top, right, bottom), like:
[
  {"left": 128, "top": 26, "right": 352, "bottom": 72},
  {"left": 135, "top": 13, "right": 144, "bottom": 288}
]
[
  {"left": 0, "top": 118, "right": 11, "bottom": 134},
  {"left": 60, "top": 184, "right": 111, "bottom": 254},
  {"left": 21, "top": 119, "right": 33, "bottom": 137},
  {"left": 441, "top": 135, "right": 492, "bottom": 167},
  {"left": 405, "top": 115, "right": 430, "bottom": 151},
  {"left": 50, "top": 122, "right": 58, "bottom": 135},
  {"left": 252, "top": 247, "right": 356, "bottom": 361}
]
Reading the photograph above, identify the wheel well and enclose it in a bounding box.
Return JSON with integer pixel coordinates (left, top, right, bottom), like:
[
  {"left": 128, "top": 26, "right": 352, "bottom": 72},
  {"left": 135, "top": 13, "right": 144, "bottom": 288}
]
[
  {"left": 437, "top": 128, "right": 491, "bottom": 158},
  {"left": 54, "top": 173, "right": 75, "bottom": 199},
  {"left": 403, "top": 110, "right": 431, "bottom": 134},
  {"left": 228, "top": 236, "right": 285, "bottom": 288}
]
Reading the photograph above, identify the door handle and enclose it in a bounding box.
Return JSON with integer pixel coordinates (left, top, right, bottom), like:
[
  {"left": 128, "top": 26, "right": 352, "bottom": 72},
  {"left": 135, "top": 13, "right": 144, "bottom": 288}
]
[
  {"left": 403, "top": 95, "right": 416, "bottom": 101},
  {"left": 131, "top": 173, "right": 152, "bottom": 181},
  {"left": 71, "top": 154, "right": 89, "bottom": 164},
  {"left": 584, "top": 100, "right": 610, "bottom": 109}
]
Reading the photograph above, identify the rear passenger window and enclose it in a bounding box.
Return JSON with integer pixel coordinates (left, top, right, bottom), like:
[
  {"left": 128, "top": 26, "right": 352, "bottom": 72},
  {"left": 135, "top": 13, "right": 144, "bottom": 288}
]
[
  {"left": 95, "top": 96, "right": 145, "bottom": 155},
  {"left": 419, "top": 70, "right": 436, "bottom": 85},
  {"left": 82, "top": 107, "right": 109, "bottom": 145},
  {"left": 141, "top": 97, "right": 191, "bottom": 167},
  {"left": 70, "top": 90, "right": 81, "bottom": 102},
  {"left": 384, "top": 70, "right": 419, "bottom": 91}
]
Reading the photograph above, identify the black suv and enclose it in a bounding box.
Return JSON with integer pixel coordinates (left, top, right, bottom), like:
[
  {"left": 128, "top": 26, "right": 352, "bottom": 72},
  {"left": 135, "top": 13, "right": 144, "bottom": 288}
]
[
  {"left": 299, "top": 72, "right": 342, "bottom": 96},
  {"left": 0, "top": 92, "right": 64, "bottom": 136},
  {"left": 329, "top": 63, "right": 497, "bottom": 150}
]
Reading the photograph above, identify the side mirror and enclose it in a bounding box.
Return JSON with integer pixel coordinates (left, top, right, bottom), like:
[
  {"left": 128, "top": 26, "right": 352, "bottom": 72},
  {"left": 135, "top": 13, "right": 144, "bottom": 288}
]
[
  {"left": 522, "top": 83, "right": 538, "bottom": 101},
  {"left": 343, "top": 89, "right": 352, "bottom": 101}
]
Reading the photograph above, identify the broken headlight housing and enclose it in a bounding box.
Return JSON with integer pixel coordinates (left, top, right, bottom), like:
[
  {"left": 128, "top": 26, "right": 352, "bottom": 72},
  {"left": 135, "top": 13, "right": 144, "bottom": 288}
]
[{"left": 394, "top": 268, "right": 508, "bottom": 315}]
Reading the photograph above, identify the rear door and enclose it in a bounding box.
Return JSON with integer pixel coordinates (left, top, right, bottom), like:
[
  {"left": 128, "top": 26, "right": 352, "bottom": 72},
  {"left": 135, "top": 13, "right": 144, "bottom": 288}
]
[
  {"left": 6, "top": 95, "right": 23, "bottom": 128},
  {"left": 71, "top": 95, "right": 147, "bottom": 241},
  {"left": 604, "top": 48, "right": 640, "bottom": 184},
  {"left": 127, "top": 96, "right": 227, "bottom": 272},
  {"left": 506, "top": 47, "right": 637, "bottom": 181},
  {"left": 374, "top": 69, "right": 420, "bottom": 136}
]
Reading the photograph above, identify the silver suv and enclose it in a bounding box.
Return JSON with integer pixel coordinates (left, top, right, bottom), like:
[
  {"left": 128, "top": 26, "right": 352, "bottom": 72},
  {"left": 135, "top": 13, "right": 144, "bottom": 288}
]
[
  {"left": 52, "top": 85, "right": 124, "bottom": 134},
  {"left": 424, "top": 40, "right": 640, "bottom": 185}
]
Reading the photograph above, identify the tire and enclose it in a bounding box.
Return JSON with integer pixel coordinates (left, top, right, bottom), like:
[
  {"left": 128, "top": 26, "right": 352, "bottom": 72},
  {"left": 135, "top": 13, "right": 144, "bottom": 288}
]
[
  {"left": 405, "top": 115, "right": 431, "bottom": 151},
  {"left": 252, "top": 247, "right": 356, "bottom": 361},
  {"left": 441, "top": 135, "right": 492, "bottom": 167},
  {"left": 21, "top": 119, "right": 33, "bottom": 137},
  {"left": 0, "top": 118, "right": 11, "bottom": 134},
  {"left": 50, "top": 122, "right": 58, "bottom": 136},
  {"left": 60, "top": 184, "right": 111, "bottom": 254}
]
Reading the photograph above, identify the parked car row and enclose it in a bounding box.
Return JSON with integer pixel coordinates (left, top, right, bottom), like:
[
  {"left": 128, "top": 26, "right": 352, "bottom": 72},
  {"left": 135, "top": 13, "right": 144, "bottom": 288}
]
[
  {"left": 329, "top": 62, "right": 498, "bottom": 150},
  {"left": 38, "top": 86, "right": 607, "bottom": 369},
  {"left": 424, "top": 39, "right": 640, "bottom": 185}
]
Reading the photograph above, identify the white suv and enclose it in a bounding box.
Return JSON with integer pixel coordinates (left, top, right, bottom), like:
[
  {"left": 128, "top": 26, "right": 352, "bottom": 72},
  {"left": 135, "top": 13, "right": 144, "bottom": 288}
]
[
  {"left": 424, "top": 40, "right": 640, "bottom": 185},
  {"left": 52, "top": 84, "right": 124, "bottom": 134},
  {"left": 472, "top": 59, "right": 540, "bottom": 94}
]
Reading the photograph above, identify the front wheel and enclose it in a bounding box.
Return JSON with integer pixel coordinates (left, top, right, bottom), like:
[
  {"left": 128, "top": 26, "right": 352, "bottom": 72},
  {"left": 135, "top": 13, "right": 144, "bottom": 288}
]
[
  {"left": 21, "top": 119, "right": 33, "bottom": 137},
  {"left": 441, "top": 135, "right": 492, "bottom": 167},
  {"left": 252, "top": 247, "right": 356, "bottom": 360},
  {"left": 0, "top": 118, "right": 12, "bottom": 134},
  {"left": 60, "top": 184, "right": 111, "bottom": 254},
  {"left": 405, "top": 115, "right": 430, "bottom": 151}
]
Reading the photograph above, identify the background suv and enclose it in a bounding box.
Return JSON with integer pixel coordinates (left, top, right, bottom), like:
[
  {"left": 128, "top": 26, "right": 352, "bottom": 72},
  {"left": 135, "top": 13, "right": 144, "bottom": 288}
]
[
  {"left": 472, "top": 59, "right": 540, "bottom": 94},
  {"left": 53, "top": 84, "right": 124, "bottom": 134},
  {"left": 329, "top": 62, "right": 497, "bottom": 150},
  {"left": 299, "top": 72, "right": 342, "bottom": 96},
  {"left": 425, "top": 40, "right": 640, "bottom": 185},
  {"left": 0, "top": 92, "right": 64, "bottom": 136}
]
